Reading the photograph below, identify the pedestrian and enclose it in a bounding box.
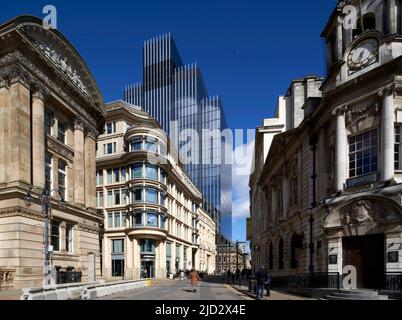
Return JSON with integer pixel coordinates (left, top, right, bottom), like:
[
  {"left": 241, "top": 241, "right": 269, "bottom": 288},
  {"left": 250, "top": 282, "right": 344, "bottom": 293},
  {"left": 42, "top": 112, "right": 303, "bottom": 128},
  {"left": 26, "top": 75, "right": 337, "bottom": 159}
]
[
  {"left": 241, "top": 268, "right": 246, "bottom": 280},
  {"left": 265, "top": 272, "right": 271, "bottom": 297},
  {"left": 180, "top": 269, "right": 185, "bottom": 281},
  {"left": 235, "top": 268, "right": 241, "bottom": 286},
  {"left": 226, "top": 269, "right": 231, "bottom": 284},
  {"left": 189, "top": 269, "right": 201, "bottom": 293},
  {"left": 255, "top": 265, "right": 268, "bottom": 300},
  {"left": 231, "top": 271, "right": 235, "bottom": 284}
]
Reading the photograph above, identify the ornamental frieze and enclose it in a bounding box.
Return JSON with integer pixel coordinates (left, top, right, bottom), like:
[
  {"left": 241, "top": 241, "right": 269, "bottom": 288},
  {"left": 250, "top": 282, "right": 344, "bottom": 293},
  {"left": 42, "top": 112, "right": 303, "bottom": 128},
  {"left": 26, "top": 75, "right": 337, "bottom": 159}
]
[
  {"left": 32, "top": 41, "right": 89, "bottom": 96},
  {"left": 0, "top": 207, "right": 44, "bottom": 222},
  {"left": 76, "top": 223, "right": 100, "bottom": 234}
]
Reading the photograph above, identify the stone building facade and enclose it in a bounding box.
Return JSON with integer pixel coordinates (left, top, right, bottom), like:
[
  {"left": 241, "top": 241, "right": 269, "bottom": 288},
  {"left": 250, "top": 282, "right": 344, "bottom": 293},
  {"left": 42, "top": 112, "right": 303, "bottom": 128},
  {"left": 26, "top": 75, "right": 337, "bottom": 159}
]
[
  {"left": 250, "top": 0, "right": 402, "bottom": 290},
  {"left": 0, "top": 16, "right": 106, "bottom": 290},
  {"left": 96, "top": 101, "right": 216, "bottom": 280}
]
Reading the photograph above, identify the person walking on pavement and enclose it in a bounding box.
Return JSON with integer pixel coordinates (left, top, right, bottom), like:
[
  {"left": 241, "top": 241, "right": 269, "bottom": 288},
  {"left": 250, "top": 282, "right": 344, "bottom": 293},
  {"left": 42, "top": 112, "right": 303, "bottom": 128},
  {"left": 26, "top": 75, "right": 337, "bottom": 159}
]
[
  {"left": 265, "top": 271, "right": 271, "bottom": 297},
  {"left": 255, "top": 265, "right": 268, "bottom": 300},
  {"left": 235, "top": 268, "right": 241, "bottom": 286},
  {"left": 226, "top": 269, "right": 231, "bottom": 284},
  {"left": 180, "top": 269, "right": 185, "bottom": 281},
  {"left": 231, "top": 270, "right": 235, "bottom": 284},
  {"left": 189, "top": 269, "right": 201, "bottom": 293}
]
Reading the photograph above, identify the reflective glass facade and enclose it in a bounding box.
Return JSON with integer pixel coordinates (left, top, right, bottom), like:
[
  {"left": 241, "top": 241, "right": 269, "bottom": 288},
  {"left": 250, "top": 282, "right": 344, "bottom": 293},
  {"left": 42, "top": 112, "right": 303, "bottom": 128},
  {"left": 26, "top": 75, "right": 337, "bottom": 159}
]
[{"left": 124, "top": 34, "right": 232, "bottom": 241}]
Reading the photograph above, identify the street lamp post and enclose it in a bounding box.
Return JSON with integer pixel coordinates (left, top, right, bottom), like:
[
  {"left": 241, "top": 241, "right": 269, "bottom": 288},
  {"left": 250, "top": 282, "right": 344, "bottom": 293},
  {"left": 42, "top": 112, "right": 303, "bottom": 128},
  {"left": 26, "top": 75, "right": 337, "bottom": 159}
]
[{"left": 25, "top": 185, "right": 66, "bottom": 288}]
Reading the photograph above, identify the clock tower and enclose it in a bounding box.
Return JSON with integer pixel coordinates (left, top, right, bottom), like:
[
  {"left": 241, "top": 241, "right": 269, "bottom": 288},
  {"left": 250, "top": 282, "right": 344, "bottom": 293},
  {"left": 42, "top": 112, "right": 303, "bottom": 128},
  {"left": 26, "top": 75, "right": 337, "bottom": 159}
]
[{"left": 321, "top": 0, "right": 402, "bottom": 94}]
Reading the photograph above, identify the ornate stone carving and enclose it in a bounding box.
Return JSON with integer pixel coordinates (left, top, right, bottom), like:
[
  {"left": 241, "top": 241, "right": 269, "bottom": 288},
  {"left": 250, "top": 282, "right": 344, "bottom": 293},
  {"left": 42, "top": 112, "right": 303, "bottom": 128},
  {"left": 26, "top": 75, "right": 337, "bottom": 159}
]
[
  {"left": 86, "top": 128, "right": 99, "bottom": 140},
  {"left": 0, "top": 51, "right": 101, "bottom": 130},
  {"left": 76, "top": 223, "right": 100, "bottom": 234},
  {"left": 46, "top": 136, "right": 74, "bottom": 162},
  {"left": 32, "top": 83, "right": 49, "bottom": 101},
  {"left": 345, "top": 103, "right": 380, "bottom": 130},
  {"left": 0, "top": 69, "right": 11, "bottom": 88},
  {"left": 341, "top": 200, "right": 383, "bottom": 225},
  {"left": 74, "top": 117, "right": 86, "bottom": 131},
  {"left": 9, "top": 65, "right": 31, "bottom": 88},
  {"left": 33, "top": 41, "right": 89, "bottom": 95},
  {"left": 0, "top": 207, "right": 44, "bottom": 222}
]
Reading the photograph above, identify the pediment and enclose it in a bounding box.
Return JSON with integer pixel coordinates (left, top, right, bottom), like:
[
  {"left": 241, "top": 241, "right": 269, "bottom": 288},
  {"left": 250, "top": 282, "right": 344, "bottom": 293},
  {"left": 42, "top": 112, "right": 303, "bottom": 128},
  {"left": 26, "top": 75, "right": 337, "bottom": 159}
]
[{"left": 4, "top": 16, "right": 105, "bottom": 116}]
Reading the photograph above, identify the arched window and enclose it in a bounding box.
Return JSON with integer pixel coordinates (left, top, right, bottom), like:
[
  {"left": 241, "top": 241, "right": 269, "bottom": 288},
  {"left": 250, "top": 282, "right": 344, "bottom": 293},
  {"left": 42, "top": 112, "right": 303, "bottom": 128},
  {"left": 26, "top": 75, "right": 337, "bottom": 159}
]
[{"left": 278, "top": 238, "right": 284, "bottom": 270}]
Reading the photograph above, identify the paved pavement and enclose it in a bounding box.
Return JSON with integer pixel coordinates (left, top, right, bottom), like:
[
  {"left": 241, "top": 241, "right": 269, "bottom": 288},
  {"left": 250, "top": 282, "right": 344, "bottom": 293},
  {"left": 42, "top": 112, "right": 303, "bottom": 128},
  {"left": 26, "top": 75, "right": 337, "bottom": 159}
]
[
  {"left": 97, "top": 277, "right": 252, "bottom": 300},
  {"left": 229, "top": 284, "right": 309, "bottom": 300}
]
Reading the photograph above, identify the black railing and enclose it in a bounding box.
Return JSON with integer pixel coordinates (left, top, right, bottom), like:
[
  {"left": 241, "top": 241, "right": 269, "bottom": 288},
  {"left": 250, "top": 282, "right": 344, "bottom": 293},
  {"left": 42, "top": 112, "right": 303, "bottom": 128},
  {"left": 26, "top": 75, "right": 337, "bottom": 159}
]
[
  {"left": 271, "top": 272, "right": 340, "bottom": 290},
  {"left": 56, "top": 271, "right": 82, "bottom": 284},
  {"left": 384, "top": 272, "right": 402, "bottom": 292}
]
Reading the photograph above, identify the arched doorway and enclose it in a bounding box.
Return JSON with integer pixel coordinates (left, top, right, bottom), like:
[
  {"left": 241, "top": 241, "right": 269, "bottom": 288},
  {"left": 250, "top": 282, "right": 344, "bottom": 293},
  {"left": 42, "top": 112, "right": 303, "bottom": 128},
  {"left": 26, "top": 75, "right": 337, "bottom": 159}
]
[{"left": 323, "top": 196, "right": 402, "bottom": 289}]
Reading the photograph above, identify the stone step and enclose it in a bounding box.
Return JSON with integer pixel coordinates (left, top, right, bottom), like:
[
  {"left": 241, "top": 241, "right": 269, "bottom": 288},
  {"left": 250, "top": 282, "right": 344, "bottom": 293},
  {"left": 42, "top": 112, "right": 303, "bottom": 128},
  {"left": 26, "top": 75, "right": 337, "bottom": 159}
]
[
  {"left": 334, "top": 290, "right": 378, "bottom": 297},
  {"left": 324, "top": 295, "right": 389, "bottom": 300},
  {"left": 336, "top": 290, "right": 380, "bottom": 296},
  {"left": 330, "top": 293, "right": 386, "bottom": 299},
  {"left": 324, "top": 296, "right": 389, "bottom": 301}
]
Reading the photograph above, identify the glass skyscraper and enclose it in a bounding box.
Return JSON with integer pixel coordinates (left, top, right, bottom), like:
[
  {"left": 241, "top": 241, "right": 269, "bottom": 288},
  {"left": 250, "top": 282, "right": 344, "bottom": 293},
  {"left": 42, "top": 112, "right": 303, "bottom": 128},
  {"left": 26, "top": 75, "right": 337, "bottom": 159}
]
[{"left": 124, "top": 34, "right": 232, "bottom": 242}]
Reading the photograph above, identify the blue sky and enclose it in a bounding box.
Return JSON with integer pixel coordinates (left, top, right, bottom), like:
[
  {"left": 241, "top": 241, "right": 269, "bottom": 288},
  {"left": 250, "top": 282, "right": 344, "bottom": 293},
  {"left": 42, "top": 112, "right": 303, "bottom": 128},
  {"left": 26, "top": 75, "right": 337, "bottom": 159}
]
[{"left": 1, "top": 0, "right": 337, "bottom": 242}]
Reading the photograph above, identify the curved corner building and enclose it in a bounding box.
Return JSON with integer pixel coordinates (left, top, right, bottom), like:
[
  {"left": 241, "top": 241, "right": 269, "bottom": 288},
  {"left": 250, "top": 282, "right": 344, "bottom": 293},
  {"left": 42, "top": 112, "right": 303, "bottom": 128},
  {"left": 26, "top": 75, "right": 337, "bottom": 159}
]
[{"left": 96, "top": 101, "right": 216, "bottom": 280}]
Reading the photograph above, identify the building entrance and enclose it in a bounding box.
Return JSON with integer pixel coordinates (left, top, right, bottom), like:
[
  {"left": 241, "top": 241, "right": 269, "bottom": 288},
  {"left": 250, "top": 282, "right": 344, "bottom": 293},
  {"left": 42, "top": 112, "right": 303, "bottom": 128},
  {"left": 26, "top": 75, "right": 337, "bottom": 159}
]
[
  {"left": 141, "top": 260, "right": 155, "bottom": 278},
  {"left": 342, "top": 234, "right": 385, "bottom": 289}
]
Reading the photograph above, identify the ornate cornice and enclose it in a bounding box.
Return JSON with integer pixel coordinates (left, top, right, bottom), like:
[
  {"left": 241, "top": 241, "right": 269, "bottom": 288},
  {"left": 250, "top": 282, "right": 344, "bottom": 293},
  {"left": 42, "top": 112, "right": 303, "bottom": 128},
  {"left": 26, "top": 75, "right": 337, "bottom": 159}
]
[{"left": 0, "top": 207, "right": 44, "bottom": 222}]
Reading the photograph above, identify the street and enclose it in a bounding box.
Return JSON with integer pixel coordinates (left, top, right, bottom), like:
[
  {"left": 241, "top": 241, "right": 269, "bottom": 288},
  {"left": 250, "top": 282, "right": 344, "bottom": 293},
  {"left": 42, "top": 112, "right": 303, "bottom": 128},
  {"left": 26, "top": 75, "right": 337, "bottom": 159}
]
[{"left": 96, "top": 276, "right": 252, "bottom": 300}]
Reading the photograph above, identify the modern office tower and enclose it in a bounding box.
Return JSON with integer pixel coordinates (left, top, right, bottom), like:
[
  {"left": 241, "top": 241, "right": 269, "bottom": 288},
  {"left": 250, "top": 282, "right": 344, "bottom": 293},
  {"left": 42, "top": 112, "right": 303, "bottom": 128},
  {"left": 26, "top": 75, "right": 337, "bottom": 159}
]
[{"left": 124, "top": 34, "right": 232, "bottom": 242}]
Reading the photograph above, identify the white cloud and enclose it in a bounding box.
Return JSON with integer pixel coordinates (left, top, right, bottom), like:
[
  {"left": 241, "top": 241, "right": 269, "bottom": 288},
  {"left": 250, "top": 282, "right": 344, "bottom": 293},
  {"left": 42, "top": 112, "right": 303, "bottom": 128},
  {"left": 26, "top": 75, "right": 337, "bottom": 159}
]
[{"left": 232, "top": 139, "right": 255, "bottom": 219}]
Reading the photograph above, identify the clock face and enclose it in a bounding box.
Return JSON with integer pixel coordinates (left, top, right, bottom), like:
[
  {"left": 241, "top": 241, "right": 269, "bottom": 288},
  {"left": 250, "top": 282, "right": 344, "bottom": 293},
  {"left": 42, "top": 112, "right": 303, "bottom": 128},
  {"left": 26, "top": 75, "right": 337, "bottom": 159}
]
[{"left": 347, "top": 38, "right": 378, "bottom": 71}]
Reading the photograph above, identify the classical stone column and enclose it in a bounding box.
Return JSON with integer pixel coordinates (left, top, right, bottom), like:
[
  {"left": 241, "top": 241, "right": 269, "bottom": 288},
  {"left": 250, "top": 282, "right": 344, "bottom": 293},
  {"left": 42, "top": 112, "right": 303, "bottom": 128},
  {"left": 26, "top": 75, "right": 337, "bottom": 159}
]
[
  {"left": 389, "top": 0, "right": 397, "bottom": 34},
  {"left": 9, "top": 76, "right": 31, "bottom": 184},
  {"left": 85, "top": 130, "right": 97, "bottom": 209},
  {"left": 282, "top": 169, "right": 289, "bottom": 220},
  {"left": 74, "top": 118, "right": 85, "bottom": 205},
  {"left": 132, "top": 238, "right": 140, "bottom": 279},
  {"left": 126, "top": 238, "right": 133, "bottom": 279},
  {"left": 336, "top": 16, "right": 343, "bottom": 61},
  {"left": 381, "top": 89, "right": 395, "bottom": 182},
  {"left": 0, "top": 79, "right": 10, "bottom": 184},
  {"left": 171, "top": 241, "right": 176, "bottom": 274},
  {"left": 32, "top": 89, "right": 46, "bottom": 189},
  {"left": 335, "top": 107, "right": 347, "bottom": 192}
]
